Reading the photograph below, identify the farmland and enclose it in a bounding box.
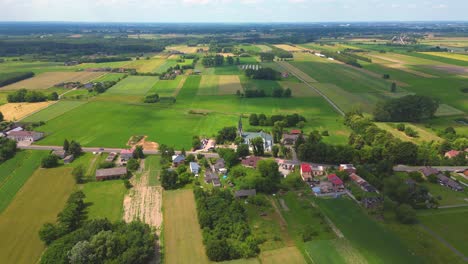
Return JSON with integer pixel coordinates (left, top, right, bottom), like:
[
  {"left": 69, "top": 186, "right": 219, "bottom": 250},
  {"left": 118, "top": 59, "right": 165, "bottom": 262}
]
[
  {"left": 0, "top": 71, "right": 104, "bottom": 90},
  {"left": 106, "top": 76, "right": 159, "bottom": 95},
  {"left": 0, "top": 101, "right": 53, "bottom": 121},
  {"left": 82, "top": 180, "right": 127, "bottom": 221},
  {"left": 0, "top": 166, "right": 75, "bottom": 264},
  {"left": 22, "top": 100, "right": 86, "bottom": 122}
]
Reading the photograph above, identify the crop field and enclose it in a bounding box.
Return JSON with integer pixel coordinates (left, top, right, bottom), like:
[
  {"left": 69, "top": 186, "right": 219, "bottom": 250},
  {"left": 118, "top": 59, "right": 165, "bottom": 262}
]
[
  {"left": 256, "top": 44, "right": 273, "bottom": 52},
  {"left": 276, "top": 61, "right": 318, "bottom": 83},
  {"left": 420, "top": 52, "right": 468, "bottom": 62},
  {"left": 0, "top": 61, "right": 72, "bottom": 74},
  {"left": 198, "top": 75, "right": 242, "bottom": 95},
  {"left": 106, "top": 76, "right": 159, "bottom": 95},
  {"left": 197, "top": 75, "right": 219, "bottom": 95},
  {"left": 418, "top": 208, "right": 468, "bottom": 256},
  {"left": 145, "top": 155, "right": 162, "bottom": 186},
  {"left": 238, "top": 44, "right": 262, "bottom": 53},
  {"left": 0, "top": 166, "right": 75, "bottom": 264},
  {"left": 124, "top": 58, "right": 166, "bottom": 72},
  {"left": 149, "top": 75, "right": 186, "bottom": 97},
  {"left": 279, "top": 82, "right": 318, "bottom": 97},
  {"left": 1, "top": 71, "right": 105, "bottom": 90},
  {"left": 22, "top": 100, "right": 86, "bottom": 122},
  {"left": 0, "top": 150, "right": 48, "bottom": 213},
  {"left": 315, "top": 197, "right": 421, "bottom": 263},
  {"left": 274, "top": 44, "right": 303, "bottom": 52},
  {"left": 163, "top": 189, "right": 210, "bottom": 264},
  {"left": 0, "top": 101, "right": 53, "bottom": 121},
  {"left": 166, "top": 45, "right": 207, "bottom": 54},
  {"left": 259, "top": 247, "right": 305, "bottom": 264},
  {"left": 93, "top": 73, "right": 126, "bottom": 82},
  {"left": 82, "top": 180, "right": 127, "bottom": 221},
  {"left": 305, "top": 238, "right": 367, "bottom": 264}
]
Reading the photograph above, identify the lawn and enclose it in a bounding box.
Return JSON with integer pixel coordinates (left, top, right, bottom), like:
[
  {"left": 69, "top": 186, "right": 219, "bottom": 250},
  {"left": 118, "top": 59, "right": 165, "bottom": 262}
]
[
  {"left": 106, "top": 76, "right": 159, "bottom": 95},
  {"left": 0, "top": 166, "right": 76, "bottom": 264},
  {"left": 22, "top": 100, "right": 87, "bottom": 122},
  {"left": 163, "top": 189, "right": 210, "bottom": 264},
  {"left": 0, "top": 150, "right": 48, "bottom": 213},
  {"left": 82, "top": 180, "right": 127, "bottom": 221},
  {"left": 315, "top": 197, "right": 422, "bottom": 263},
  {"left": 418, "top": 207, "right": 468, "bottom": 256},
  {"left": 421, "top": 182, "right": 468, "bottom": 206}
]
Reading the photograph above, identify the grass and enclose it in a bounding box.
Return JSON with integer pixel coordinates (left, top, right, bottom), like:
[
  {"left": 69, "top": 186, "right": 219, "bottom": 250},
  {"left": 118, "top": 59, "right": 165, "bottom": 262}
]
[
  {"left": 304, "top": 239, "right": 347, "bottom": 264},
  {"left": 315, "top": 197, "right": 422, "bottom": 263},
  {"left": 421, "top": 182, "right": 468, "bottom": 206},
  {"left": 106, "top": 76, "right": 159, "bottom": 95},
  {"left": 0, "top": 150, "right": 48, "bottom": 213},
  {"left": 0, "top": 166, "right": 76, "bottom": 264},
  {"left": 177, "top": 75, "right": 201, "bottom": 100},
  {"left": 146, "top": 155, "right": 162, "bottom": 186},
  {"left": 147, "top": 76, "right": 184, "bottom": 97},
  {"left": 22, "top": 100, "right": 87, "bottom": 122},
  {"left": 198, "top": 75, "right": 219, "bottom": 95},
  {"left": 375, "top": 122, "right": 443, "bottom": 145},
  {"left": 259, "top": 246, "right": 305, "bottom": 264},
  {"left": 82, "top": 180, "right": 127, "bottom": 221},
  {"left": 93, "top": 73, "right": 126, "bottom": 82},
  {"left": 125, "top": 58, "right": 166, "bottom": 72},
  {"left": 163, "top": 189, "right": 209, "bottom": 264}
]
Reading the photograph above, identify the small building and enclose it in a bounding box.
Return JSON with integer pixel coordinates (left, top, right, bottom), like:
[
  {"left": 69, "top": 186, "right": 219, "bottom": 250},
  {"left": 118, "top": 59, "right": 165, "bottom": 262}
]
[
  {"left": 290, "top": 129, "right": 301, "bottom": 135},
  {"left": 213, "top": 158, "right": 226, "bottom": 173},
  {"left": 339, "top": 164, "right": 356, "bottom": 175},
  {"left": 311, "top": 165, "right": 325, "bottom": 176},
  {"left": 234, "top": 189, "right": 256, "bottom": 198},
  {"left": 96, "top": 167, "right": 128, "bottom": 181},
  {"left": 84, "top": 83, "right": 94, "bottom": 89},
  {"left": 420, "top": 167, "right": 440, "bottom": 177},
  {"left": 212, "top": 178, "right": 221, "bottom": 187},
  {"left": 172, "top": 154, "right": 185, "bottom": 167},
  {"left": 52, "top": 149, "right": 66, "bottom": 159},
  {"left": 328, "top": 174, "right": 344, "bottom": 191},
  {"left": 437, "top": 174, "right": 463, "bottom": 191},
  {"left": 120, "top": 149, "right": 134, "bottom": 162},
  {"left": 7, "top": 131, "right": 44, "bottom": 142},
  {"left": 63, "top": 155, "right": 74, "bottom": 164},
  {"left": 190, "top": 162, "right": 201, "bottom": 175},
  {"left": 241, "top": 156, "right": 262, "bottom": 169},
  {"left": 463, "top": 169, "right": 468, "bottom": 177},
  {"left": 282, "top": 133, "right": 300, "bottom": 145},
  {"left": 300, "top": 163, "right": 312, "bottom": 182},
  {"left": 445, "top": 150, "right": 461, "bottom": 159},
  {"left": 6, "top": 127, "right": 24, "bottom": 134}
]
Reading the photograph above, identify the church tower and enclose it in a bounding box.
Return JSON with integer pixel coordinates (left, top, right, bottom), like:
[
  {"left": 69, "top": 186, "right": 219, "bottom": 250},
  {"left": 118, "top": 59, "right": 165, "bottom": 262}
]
[{"left": 238, "top": 116, "right": 243, "bottom": 136}]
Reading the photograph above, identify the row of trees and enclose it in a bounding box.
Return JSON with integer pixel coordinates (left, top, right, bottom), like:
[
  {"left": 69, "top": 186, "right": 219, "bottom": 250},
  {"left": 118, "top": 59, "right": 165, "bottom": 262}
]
[
  {"left": 374, "top": 95, "right": 439, "bottom": 122},
  {"left": 89, "top": 80, "right": 118, "bottom": 94},
  {"left": 39, "top": 191, "right": 156, "bottom": 264},
  {"left": 194, "top": 188, "right": 260, "bottom": 261},
  {"left": 241, "top": 87, "right": 291, "bottom": 98},
  {"left": 249, "top": 113, "right": 305, "bottom": 127},
  {"left": 7, "top": 89, "right": 58, "bottom": 103},
  {"left": 245, "top": 67, "right": 280, "bottom": 80},
  {"left": 0, "top": 71, "right": 34, "bottom": 87},
  {"left": 321, "top": 51, "right": 362, "bottom": 68},
  {"left": 202, "top": 55, "right": 225, "bottom": 67}
]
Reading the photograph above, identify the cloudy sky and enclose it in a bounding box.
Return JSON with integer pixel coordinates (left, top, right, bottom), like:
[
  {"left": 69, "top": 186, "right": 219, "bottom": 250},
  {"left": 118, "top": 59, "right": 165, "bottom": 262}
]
[{"left": 0, "top": 0, "right": 466, "bottom": 22}]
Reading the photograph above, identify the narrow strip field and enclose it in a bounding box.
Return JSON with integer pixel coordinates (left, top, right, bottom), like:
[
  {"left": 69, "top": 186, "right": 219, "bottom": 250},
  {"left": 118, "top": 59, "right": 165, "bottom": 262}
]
[
  {"left": 106, "top": 76, "right": 159, "bottom": 95},
  {"left": 163, "top": 189, "right": 209, "bottom": 264},
  {"left": 22, "top": 100, "right": 87, "bottom": 122},
  {"left": 1, "top": 71, "right": 104, "bottom": 90},
  {"left": 0, "top": 166, "right": 75, "bottom": 264}
]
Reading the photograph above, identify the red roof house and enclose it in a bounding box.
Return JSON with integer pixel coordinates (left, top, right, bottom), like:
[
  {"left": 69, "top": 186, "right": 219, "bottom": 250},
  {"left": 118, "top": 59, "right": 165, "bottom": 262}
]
[
  {"left": 241, "top": 156, "right": 262, "bottom": 169},
  {"left": 445, "top": 150, "right": 461, "bottom": 159},
  {"left": 300, "top": 163, "right": 312, "bottom": 182},
  {"left": 328, "top": 174, "right": 343, "bottom": 186},
  {"left": 290, "top": 129, "right": 301, "bottom": 135}
]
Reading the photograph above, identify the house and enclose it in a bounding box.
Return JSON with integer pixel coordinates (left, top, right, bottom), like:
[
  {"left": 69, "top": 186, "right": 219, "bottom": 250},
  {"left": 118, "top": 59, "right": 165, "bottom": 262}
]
[
  {"left": 190, "top": 162, "right": 201, "bottom": 175},
  {"left": 290, "top": 129, "right": 301, "bottom": 135},
  {"left": 52, "top": 150, "right": 66, "bottom": 159},
  {"left": 350, "top": 173, "right": 365, "bottom": 184},
  {"left": 238, "top": 117, "right": 273, "bottom": 151},
  {"left": 204, "top": 169, "right": 217, "bottom": 183},
  {"left": 311, "top": 165, "right": 325, "bottom": 176},
  {"left": 172, "top": 154, "right": 185, "bottom": 167},
  {"left": 463, "top": 169, "right": 468, "bottom": 177},
  {"left": 281, "top": 72, "right": 289, "bottom": 78},
  {"left": 282, "top": 133, "right": 300, "bottom": 145},
  {"left": 328, "top": 174, "right": 344, "bottom": 191},
  {"left": 63, "top": 155, "right": 74, "bottom": 164},
  {"left": 437, "top": 174, "right": 463, "bottom": 191},
  {"left": 213, "top": 158, "right": 226, "bottom": 173},
  {"left": 120, "top": 149, "right": 134, "bottom": 162},
  {"left": 7, "top": 131, "right": 44, "bottom": 142},
  {"left": 241, "top": 156, "right": 262, "bottom": 169},
  {"left": 84, "top": 83, "right": 94, "bottom": 89},
  {"left": 420, "top": 167, "right": 440, "bottom": 177},
  {"left": 445, "top": 150, "right": 461, "bottom": 159},
  {"left": 300, "top": 163, "right": 312, "bottom": 182},
  {"left": 339, "top": 164, "right": 356, "bottom": 175},
  {"left": 234, "top": 189, "right": 256, "bottom": 198},
  {"left": 6, "top": 127, "right": 23, "bottom": 134},
  {"left": 96, "top": 167, "right": 128, "bottom": 181}
]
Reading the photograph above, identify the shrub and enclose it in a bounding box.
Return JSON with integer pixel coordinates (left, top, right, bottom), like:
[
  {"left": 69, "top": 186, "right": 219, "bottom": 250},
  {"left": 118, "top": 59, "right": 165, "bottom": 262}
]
[{"left": 41, "top": 154, "right": 60, "bottom": 168}]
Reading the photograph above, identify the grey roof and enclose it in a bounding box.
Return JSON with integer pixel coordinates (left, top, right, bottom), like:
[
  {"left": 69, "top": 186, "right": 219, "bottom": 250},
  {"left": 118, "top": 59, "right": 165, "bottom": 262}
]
[
  {"left": 96, "top": 167, "right": 128, "bottom": 178},
  {"left": 172, "top": 155, "right": 185, "bottom": 163},
  {"left": 64, "top": 155, "right": 74, "bottom": 161},
  {"left": 234, "top": 189, "right": 256, "bottom": 198},
  {"left": 190, "top": 162, "right": 200, "bottom": 171},
  {"left": 420, "top": 167, "right": 440, "bottom": 177},
  {"left": 242, "top": 131, "right": 273, "bottom": 142},
  {"left": 214, "top": 158, "right": 225, "bottom": 170}
]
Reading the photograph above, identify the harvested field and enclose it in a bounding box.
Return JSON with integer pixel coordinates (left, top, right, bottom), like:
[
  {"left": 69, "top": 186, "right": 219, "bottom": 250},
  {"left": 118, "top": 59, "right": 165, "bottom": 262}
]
[
  {"left": 276, "top": 61, "right": 317, "bottom": 83},
  {"left": 22, "top": 101, "right": 86, "bottom": 122},
  {"left": 420, "top": 52, "right": 468, "bottom": 62},
  {"left": 1, "top": 71, "right": 104, "bottom": 90},
  {"left": 167, "top": 45, "right": 207, "bottom": 54},
  {"left": 218, "top": 53, "right": 236, "bottom": 57},
  {"left": 163, "top": 189, "right": 209, "bottom": 264},
  {"left": 125, "top": 58, "right": 166, "bottom": 73},
  {"left": 279, "top": 81, "right": 318, "bottom": 97},
  {"left": 274, "top": 44, "right": 303, "bottom": 52},
  {"left": 260, "top": 246, "right": 305, "bottom": 264},
  {"left": 219, "top": 75, "right": 242, "bottom": 95},
  {"left": 0, "top": 101, "right": 53, "bottom": 121}
]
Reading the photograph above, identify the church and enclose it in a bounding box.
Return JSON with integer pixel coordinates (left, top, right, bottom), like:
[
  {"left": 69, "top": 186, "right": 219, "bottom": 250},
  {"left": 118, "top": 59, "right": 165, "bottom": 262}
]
[{"left": 237, "top": 117, "right": 273, "bottom": 152}]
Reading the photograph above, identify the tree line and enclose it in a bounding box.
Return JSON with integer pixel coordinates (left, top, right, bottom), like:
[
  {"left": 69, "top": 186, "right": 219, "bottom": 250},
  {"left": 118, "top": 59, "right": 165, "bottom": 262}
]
[
  {"left": 0, "top": 137, "right": 17, "bottom": 164},
  {"left": 374, "top": 95, "right": 439, "bottom": 122},
  {"left": 0, "top": 72, "right": 34, "bottom": 87},
  {"left": 245, "top": 67, "right": 280, "bottom": 80},
  {"left": 249, "top": 113, "right": 305, "bottom": 127},
  {"left": 7, "top": 89, "right": 58, "bottom": 103}
]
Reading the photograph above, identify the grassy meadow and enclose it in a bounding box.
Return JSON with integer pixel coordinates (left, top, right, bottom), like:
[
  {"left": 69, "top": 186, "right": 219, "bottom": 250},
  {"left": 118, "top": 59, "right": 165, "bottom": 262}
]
[
  {"left": 106, "top": 76, "right": 159, "bottom": 95},
  {"left": 82, "top": 180, "right": 127, "bottom": 221}
]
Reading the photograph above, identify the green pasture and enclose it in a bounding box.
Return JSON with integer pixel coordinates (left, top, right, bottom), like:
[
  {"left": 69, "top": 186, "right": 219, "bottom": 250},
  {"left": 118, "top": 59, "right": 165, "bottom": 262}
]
[
  {"left": 82, "top": 180, "right": 127, "bottom": 222},
  {"left": 147, "top": 76, "right": 184, "bottom": 96},
  {"left": 315, "top": 197, "right": 422, "bottom": 263},
  {"left": 303, "top": 239, "right": 366, "bottom": 264},
  {"left": 0, "top": 150, "right": 48, "bottom": 213},
  {"left": 94, "top": 73, "right": 126, "bottom": 82},
  {"left": 22, "top": 100, "right": 87, "bottom": 122},
  {"left": 106, "top": 76, "right": 159, "bottom": 95},
  {"left": 238, "top": 44, "right": 262, "bottom": 53},
  {"left": 421, "top": 182, "right": 468, "bottom": 206}
]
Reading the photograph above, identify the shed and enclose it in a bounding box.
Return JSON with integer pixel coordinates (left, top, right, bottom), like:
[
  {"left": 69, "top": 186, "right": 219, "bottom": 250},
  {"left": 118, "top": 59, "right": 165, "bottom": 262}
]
[
  {"left": 234, "top": 189, "right": 256, "bottom": 198},
  {"left": 96, "top": 167, "right": 128, "bottom": 181},
  {"left": 52, "top": 150, "right": 66, "bottom": 159}
]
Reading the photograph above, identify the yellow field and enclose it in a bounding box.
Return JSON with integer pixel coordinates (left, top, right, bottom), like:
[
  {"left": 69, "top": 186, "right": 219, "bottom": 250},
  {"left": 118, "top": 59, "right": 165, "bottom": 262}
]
[
  {"left": 0, "top": 167, "right": 75, "bottom": 264},
  {"left": 0, "top": 102, "right": 53, "bottom": 121},
  {"left": 167, "top": 45, "right": 208, "bottom": 54},
  {"left": 163, "top": 189, "right": 210, "bottom": 264},
  {"left": 260, "top": 246, "right": 306, "bottom": 264},
  {"left": 2, "top": 71, "right": 105, "bottom": 90},
  {"left": 219, "top": 75, "right": 242, "bottom": 95},
  {"left": 125, "top": 58, "right": 166, "bottom": 72},
  {"left": 274, "top": 44, "right": 304, "bottom": 52},
  {"left": 420, "top": 52, "right": 468, "bottom": 62}
]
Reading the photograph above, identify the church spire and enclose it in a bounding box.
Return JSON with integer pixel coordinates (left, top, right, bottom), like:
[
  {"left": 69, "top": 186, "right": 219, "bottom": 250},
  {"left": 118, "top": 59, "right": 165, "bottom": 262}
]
[{"left": 238, "top": 115, "right": 243, "bottom": 135}]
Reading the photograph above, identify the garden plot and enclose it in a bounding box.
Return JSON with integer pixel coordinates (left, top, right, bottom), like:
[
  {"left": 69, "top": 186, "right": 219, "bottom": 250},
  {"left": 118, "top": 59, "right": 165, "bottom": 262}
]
[{"left": 1, "top": 71, "right": 104, "bottom": 90}]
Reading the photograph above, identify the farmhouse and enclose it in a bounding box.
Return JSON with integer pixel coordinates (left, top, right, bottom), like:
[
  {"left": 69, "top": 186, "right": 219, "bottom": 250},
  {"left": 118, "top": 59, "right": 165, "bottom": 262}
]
[
  {"left": 328, "top": 174, "right": 345, "bottom": 191},
  {"left": 7, "top": 131, "right": 44, "bottom": 142},
  {"left": 96, "top": 167, "right": 128, "bottom": 181},
  {"left": 241, "top": 156, "right": 262, "bottom": 169},
  {"left": 172, "top": 154, "right": 185, "bottom": 167},
  {"left": 105, "top": 152, "right": 117, "bottom": 162},
  {"left": 63, "top": 155, "right": 74, "bottom": 164},
  {"left": 339, "top": 164, "right": 356, "bottom": 175},
  {"left": 300, "top": 163, "right": 312, "bottom": 182},
  {"left": 311, "top": 165, "right": 325, "bottom": 176},
  {"left": 238, "top": 118, "right": 273, "bottom": 151},
  {"left": 190, "top": 162, "right": 200, "bottom": 175},
  {"left": 234, "top": 189, "right": 256, "bottom": 198},
  {"left": 444, "top": 150, "right": 462, "bottom": 159},
  {"left": 52, "top": 150, "right": 66, "bottom": 159},
  {"left": 120, "top": 149, "right": 134, "bottom": 162}
]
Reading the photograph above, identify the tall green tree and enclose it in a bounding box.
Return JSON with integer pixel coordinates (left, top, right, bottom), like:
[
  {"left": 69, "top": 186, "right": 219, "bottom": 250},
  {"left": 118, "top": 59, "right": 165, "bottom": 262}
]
[{"left": 251, "top": 137, "right": 265, "bottom": 156}]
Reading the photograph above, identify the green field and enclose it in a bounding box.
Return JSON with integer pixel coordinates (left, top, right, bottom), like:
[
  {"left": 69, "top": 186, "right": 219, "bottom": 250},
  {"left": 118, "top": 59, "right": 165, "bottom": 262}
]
[
  {"left": 421, "top": 182, "right": 468, "bottom": 206},
  {"left": 22, "top": 100, "right": 87, "bottom": 122},
  {"left": 0, "top": 150, "right": 48, "bottom": 213},
  {"left": 0, "top": 166, "right": 76, "bottom": 264},
  {"left": 82, "top": 180, "right": 127, "bottom": 221},
  {"left": 316, "top": 197, "right": 422, "bottom": 263},
  {"left": 145, "top": 155, "right": 162, "bottom": 186},
  {"left": 106, "top": 76, "right": 159, "bottom": 95},
  {"left": 147, "top": 75, "right": 184, "bottom": 96},
  {"left": 93, "top": 73, "right": 126, "bottom": 82}
]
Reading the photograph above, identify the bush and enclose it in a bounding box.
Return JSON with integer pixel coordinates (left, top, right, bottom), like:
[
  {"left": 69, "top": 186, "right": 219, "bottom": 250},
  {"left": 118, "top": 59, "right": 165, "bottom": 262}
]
[
  {"left": 126, "top": 158, "right": 140, "bottom": 171},
  {"left": 404, "top": 127, "right": 418, "bottom": 137},
  {"left": 99, "top": 161, "right": 115, "bottom": 169},
  {"left": 395, "top": 204, "right": 418, "bottom": 224},
  {"left": 41, "top": 154, "right": 60, "bottom": 168},
  {"left": 396, "top": 123, "right": 405, "bottom": 131}
]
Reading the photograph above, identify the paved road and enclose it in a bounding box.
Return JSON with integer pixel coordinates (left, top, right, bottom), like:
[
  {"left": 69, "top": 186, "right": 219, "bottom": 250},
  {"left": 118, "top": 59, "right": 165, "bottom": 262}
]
[
  {"left": 394, "top": 165, "right": 468, "bottom": 173},
  {"left": 18, "top": 145, "right": 220, "bottom": 158},
  {"left": 275, "top": 61, "right": 345, "bottom": 116}
]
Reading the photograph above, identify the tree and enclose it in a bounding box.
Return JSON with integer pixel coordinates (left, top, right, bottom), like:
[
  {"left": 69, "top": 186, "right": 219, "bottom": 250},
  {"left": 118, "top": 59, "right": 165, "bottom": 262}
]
[
  {"left": 395, "top": 204, "right": 417, "bottom": 224},
  {"left": 42, "top": 154, "right": 60, "bottom": 168},
  {"left": 256, "top": 159, "right": 281, "bottom": 193},
  {"left": 72, "top": 165, "right": 85, "bottom": 184},
  {"left": 237, "top": 144, "right": 250, "bottom": 158},
  {"left": 161, "top": 169, "right": 178, "bottom": 190},
  {"left": 39, "top": 223, "right": 62, "bottom": 245},
  {"left": 68, "top": 240, "right": 94, "bottom": 264},
  {"left": 192, "top": 136, "right": 202, "bottom": 150},
  {"left": 374, "top": 95, "right": 439, "bottom": 122},
  {"left": 283, "top": 88, "right": 292, "bottom": 97},
  {"left": 217, "top": 148, "right": 240, "bottom": 168},
  {"left": 227, "top": 56, "right": 234, "bottom": 65},
  {"left": 69, "top": 141, "right": 82, "bottom": 156},
  {"left": 0, "top": 111, "right": 3, "bottom": 122},
  {"left": 249, "top": 114, "right": 259, "bottom": 126},
  {"left": 48, "top": 92, "right": 59, "bottom": 101},
  {"left": 63, "top": 139, "right": 70, "bottom": 153},
  {"left": 272, "top": 145, "right": 279, "bottom": 157},
  {"left": 251, "top": 137, "right": 264, "bottom": 156},
  {"left": 127, "top": 158, "right": 139, "bottom": 172},
  {"left": 133, "top": 145, "right": 144, "bottom": 159},
  {"left": 390, "top": 82, "right": 397, "bottom": 93}
]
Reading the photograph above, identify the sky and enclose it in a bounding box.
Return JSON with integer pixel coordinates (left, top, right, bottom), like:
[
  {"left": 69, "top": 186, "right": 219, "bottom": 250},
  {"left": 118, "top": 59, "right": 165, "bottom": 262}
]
[{"left": 0, "top": 0, "right": 466, "bottom": 22}]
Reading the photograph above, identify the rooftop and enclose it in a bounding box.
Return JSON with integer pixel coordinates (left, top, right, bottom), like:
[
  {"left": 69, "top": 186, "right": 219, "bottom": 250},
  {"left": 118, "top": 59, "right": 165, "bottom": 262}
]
[{"left": 96, "top": 167, "right": 128, "bottom": 177}]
